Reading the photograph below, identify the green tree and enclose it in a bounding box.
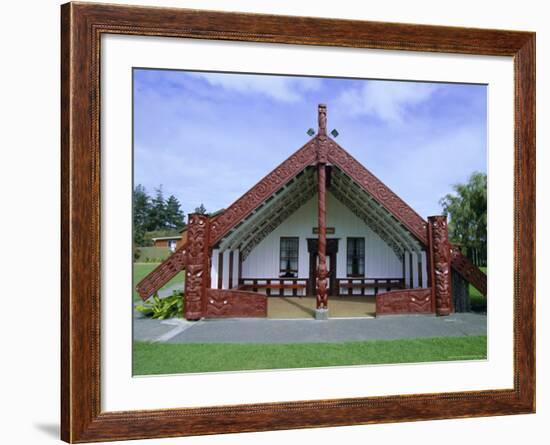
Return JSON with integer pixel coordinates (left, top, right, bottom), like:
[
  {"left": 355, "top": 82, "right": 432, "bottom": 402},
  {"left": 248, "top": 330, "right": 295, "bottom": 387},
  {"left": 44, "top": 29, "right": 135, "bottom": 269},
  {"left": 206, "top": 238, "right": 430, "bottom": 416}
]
[
  {"left": 194, "top": 203, "right": 207, "bottom": 215},
  {"left": 439, "top": 172, "right": 487, "bottom": 263},
  {"left": 133, "top": 184, "right": 151, "bottom": 245},
  {"left": 147, "top": 186, "right": 167, "bottom": 231},
  {"left": 165, "top": 195, "right": 185, "bottom": 230}
]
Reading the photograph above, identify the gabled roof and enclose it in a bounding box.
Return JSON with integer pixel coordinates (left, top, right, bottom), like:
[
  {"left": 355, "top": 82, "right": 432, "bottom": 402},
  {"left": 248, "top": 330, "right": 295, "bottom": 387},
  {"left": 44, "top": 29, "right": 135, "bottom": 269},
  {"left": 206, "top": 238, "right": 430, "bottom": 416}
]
[{"left": 211, "top": 104, "right": 429, "bottom": 252}]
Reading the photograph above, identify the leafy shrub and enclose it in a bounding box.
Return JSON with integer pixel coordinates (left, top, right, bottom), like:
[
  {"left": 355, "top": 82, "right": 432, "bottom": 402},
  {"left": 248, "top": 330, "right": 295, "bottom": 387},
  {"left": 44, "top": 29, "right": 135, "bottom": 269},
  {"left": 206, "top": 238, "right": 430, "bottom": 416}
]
[{"left": 136, "top": 291, "right": 184, "bottom": 319}]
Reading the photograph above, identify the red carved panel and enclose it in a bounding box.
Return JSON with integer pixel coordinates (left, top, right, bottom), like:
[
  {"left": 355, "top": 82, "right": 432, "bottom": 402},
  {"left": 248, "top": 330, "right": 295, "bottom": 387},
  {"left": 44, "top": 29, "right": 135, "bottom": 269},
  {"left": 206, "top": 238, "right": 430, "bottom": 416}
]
[
  {"left": 326, "top": 140, "right": 429, "bottom": 244},
  {"left": 184, "top": 214, "right": 210, "bottom": 320},
  {"left": 376, "top": 288, "right": 433, "bottom": 315},
  {"left": 209, "top": 139, "right": 317, "bottom": 245},
  {"left": 205, "top": 289, "right": 267, "bottom": 318},
  {"left": 451, "top": 246, "right": 487, "bottom": 296},
  {"left": 135, "top": 242, "right": 188, "bottom": 300},
  {"left": 429, "top": 216, "right": 453, "bottom": 315}
]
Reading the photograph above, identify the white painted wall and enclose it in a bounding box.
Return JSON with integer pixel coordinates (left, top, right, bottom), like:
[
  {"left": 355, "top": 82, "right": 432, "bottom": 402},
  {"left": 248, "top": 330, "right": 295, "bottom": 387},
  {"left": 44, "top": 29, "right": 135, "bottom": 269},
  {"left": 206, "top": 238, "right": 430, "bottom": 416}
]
[
  {"left": 421, "top": 251, "right": 428, "bottom": 288},
  {"left": 222, "top": 250, "right": 230, "bottom": 289},
  {"left": 211, "top": 248, "right": 219, "bottom": 288},
  {"left": 232, "top": 249, "right": 240, "bottom": 288},
  {"left": 404, "top": 252, "right": 410, "bottom": 288},
  {"left": 241, "top": 191, "right": 404, "bottom": 281}
]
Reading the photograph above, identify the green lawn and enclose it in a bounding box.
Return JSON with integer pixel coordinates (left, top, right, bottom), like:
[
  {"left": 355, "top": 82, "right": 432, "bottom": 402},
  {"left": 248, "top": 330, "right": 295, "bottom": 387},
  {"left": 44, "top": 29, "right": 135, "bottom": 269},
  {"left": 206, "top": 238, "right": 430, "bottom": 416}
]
[
  {"left": 133, "top": 335, "right": 487, "bottom": 375},
  {"left": 133, "top": 263, "right": 185, "bottom": 302},
  {"left": 469, "top": 266, "right": 487, "bottom": 309}
]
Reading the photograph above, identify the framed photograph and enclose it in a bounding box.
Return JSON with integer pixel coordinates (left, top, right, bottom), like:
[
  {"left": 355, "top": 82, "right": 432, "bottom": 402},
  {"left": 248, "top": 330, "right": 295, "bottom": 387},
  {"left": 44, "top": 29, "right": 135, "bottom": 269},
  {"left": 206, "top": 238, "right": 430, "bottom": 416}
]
[{"left": 61, "top": 2, "right": 535, "bottom": 442}]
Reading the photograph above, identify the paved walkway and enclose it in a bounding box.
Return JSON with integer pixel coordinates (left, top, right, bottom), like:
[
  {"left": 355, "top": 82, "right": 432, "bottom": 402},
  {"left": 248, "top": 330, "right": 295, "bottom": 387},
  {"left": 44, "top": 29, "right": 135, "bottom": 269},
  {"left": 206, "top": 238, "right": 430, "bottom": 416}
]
[{"left": 133, "top": 312, "right": 486, "bottom": 344}]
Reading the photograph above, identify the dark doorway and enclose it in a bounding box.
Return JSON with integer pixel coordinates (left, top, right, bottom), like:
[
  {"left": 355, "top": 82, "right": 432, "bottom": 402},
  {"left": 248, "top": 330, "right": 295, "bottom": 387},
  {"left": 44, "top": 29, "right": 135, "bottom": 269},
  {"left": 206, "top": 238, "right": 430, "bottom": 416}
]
[{"left": 307, "top": 238, "right": 339, "bottom": 296}]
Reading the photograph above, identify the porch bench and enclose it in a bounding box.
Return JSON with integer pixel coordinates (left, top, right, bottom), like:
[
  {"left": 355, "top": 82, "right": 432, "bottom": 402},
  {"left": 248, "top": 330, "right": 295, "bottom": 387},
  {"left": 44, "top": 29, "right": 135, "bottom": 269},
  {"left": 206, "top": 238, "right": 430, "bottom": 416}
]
[
  {"left": 237, "top": 279, "right": 309, "bottom": 297},
  {"left": 337, "top": 278, "right": 405, "bottom": 296},
  {"left": 238, "top": 284, "right": 307, "bottom": 290},
  {"left": 338, "top": 282, "right": 404, "bottom": 289}
]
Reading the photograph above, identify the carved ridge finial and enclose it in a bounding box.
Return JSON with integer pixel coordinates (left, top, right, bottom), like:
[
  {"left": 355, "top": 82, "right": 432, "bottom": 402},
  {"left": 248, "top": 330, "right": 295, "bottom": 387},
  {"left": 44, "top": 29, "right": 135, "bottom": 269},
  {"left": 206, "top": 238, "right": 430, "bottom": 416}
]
[
  {"left": 316, "top": 104, "right": 328, "bottom": 163},
  {"left": 318, "top": 103, "right": 327, "bottom": 136}
]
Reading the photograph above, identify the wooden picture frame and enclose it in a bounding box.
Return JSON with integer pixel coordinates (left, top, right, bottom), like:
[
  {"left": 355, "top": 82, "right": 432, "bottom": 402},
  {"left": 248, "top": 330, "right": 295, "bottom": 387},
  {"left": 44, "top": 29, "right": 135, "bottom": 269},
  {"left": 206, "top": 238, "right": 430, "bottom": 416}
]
[{"left": 61, "top": 1, "right": 535, "bottom": 442}]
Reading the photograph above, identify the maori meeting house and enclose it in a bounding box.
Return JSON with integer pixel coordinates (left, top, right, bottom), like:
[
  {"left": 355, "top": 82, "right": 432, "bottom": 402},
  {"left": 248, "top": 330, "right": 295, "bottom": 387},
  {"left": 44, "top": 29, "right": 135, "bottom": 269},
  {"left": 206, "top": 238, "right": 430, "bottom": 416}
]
[{"left": 137, "top": 104, "right": 487, "bottom": 320}]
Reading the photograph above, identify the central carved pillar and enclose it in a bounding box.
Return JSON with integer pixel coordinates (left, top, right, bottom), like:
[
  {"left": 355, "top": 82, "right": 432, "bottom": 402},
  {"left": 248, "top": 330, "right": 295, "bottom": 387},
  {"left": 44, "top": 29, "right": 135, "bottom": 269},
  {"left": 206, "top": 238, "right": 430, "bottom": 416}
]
[
  {"left": 317, "top": 162, "right": 328, "bottom": 311},
  {"left": 184, "top": 213, "right": 211, "bottom": 320},
  {"left": 315, "top": 104, "right": 329, "bottom": 318},
  {"left": 428, "top": 215, "right": 453, "bottom": 316}
]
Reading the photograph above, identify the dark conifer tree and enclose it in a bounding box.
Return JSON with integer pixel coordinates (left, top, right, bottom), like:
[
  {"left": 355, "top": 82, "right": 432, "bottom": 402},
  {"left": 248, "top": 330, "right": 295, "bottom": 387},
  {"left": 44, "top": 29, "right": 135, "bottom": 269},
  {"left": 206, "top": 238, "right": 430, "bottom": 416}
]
[
  {"left": 165, "top": 195, "right": 185, "bottom": 230},
  {"left": 194, "top": 203, "right": 207, "bottom": 215}
]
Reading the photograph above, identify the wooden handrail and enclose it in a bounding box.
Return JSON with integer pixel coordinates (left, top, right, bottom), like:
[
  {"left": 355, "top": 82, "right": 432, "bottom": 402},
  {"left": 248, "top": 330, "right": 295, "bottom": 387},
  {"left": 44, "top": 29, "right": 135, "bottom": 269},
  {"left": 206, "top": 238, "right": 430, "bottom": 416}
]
[
  {"left": 450, "top": 247, "right": 487, "bottom": 296},
  {"left": 135, "top": 242, "right": 188, "bottom": 300}
]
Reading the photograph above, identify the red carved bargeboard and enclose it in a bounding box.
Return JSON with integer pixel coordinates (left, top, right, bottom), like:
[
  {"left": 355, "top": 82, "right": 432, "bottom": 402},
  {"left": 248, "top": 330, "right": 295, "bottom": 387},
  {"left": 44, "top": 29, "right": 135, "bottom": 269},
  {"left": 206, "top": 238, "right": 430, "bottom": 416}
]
[
  {"left": 184, "top": 214, "right": 210, "bottom": 320},
  {"left": 209, "top": 139, "right": 317, "bottom": 245},
  {"left": 376, "top": 288, "right": 433, "bottom": 315},
  {"left": 205, "top": 289, "right": 267, "bottom": 318},
  {"left": 451, "top": 245, "right": 487, "bottom": 296},
  {"left": 136, "top": 242, "right": 188, "bottom": 300},
  {"left": 326, "top": 137, "right": 487, "bottom": 299},
  {"left": 326, "top": 139, "right": 429, "bottom": 244},
  {"left": 429, "top": 216, "right": 453, "bottom": 315}
]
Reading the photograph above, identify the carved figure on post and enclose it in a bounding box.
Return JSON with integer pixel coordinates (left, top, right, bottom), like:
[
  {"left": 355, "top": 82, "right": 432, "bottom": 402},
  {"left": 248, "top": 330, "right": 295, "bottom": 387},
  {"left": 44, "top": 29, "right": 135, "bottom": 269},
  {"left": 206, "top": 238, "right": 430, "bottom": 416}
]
[
  {"left": 184, "top": 213, "right": 211, "bottom": 320},
  {"left": 428, "top": 215, "right": 453, "bottom": 316}
]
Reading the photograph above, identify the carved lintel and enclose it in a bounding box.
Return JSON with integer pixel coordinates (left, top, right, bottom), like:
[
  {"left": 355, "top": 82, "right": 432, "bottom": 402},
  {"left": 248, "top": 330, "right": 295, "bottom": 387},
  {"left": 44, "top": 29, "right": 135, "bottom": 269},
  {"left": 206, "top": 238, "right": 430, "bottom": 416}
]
[
  {"left": 428, "top": 215, "right": 453, "bottom": 316},
  {"left": 184, "top": 213, "right": 210, "bottom": 320}
]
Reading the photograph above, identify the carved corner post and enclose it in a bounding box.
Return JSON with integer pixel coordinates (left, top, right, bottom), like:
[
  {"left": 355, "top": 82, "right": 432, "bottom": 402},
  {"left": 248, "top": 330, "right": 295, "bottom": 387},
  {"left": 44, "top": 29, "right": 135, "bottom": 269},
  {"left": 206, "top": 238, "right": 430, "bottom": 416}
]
[
  {"left": 316, "top": 104, "right": 329, "bottom": 315},
  {"left": 428, "top": 215, "right": 453, "bottom": 316},
  {"left": 184, "top": 213, "right": 211, "bottom": 321}
]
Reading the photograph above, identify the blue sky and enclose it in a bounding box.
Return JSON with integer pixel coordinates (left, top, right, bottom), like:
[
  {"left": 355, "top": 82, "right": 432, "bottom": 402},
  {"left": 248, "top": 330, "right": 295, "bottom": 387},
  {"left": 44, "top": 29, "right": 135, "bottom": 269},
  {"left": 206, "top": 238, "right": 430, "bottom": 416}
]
[{"left": 133, "top": 69, "right": 486, "bottom": 219}]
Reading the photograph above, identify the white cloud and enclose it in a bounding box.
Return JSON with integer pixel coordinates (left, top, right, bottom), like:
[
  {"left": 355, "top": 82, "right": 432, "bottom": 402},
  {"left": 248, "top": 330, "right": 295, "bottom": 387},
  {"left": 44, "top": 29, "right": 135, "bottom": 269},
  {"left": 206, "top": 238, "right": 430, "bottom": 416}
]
[
  {"left": 191, "top": 72, "right": 322, "bottom": 103},
  {"left": 336, "top": 80, "right": 438, "bottom": 124}
]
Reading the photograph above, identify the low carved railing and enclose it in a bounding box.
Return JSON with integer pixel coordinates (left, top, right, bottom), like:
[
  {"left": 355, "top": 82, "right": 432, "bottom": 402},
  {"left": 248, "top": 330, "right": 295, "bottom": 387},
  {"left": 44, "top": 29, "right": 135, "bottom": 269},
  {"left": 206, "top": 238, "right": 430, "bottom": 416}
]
[
  {"left": 336, "top": 278, "right": 405, "bottom": 296},
  {"left": 205, "top": 288, "right": 267, "bottom": 318},
  {"left": 135, "top": 242, "right": 188, "bottom": 300},
  {"left": 238, "top": 278, "right": 308, "bottom": 296},
  {"left": 376, "top": 288, "right": 433, "bottom": 315},
  {"left": 450, "top": 247, "right": 487, "bottom": 296}
]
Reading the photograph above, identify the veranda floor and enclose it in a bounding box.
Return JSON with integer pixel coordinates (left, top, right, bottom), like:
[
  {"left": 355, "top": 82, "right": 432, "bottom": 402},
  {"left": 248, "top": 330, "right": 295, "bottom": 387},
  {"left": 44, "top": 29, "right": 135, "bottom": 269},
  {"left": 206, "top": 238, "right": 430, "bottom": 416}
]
[{"left": 267, "top": 295, "right": 376, "bottom": 319}]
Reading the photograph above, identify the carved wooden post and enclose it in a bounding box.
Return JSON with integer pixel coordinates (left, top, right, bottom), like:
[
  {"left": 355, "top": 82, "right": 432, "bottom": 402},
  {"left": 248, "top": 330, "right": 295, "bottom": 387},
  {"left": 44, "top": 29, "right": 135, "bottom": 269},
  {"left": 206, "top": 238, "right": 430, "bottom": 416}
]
[
  {"left": 317, "top": 162, "right": 328, "bottom": 310},
  {"left": 184, "top": 213, "right": 210, "bottom": 320},
  {"left": 428, "top": 215, "right": 453, "bottom": 316},
  {"left": 316, "top": 104, "right": 329, "bottom": 318}
]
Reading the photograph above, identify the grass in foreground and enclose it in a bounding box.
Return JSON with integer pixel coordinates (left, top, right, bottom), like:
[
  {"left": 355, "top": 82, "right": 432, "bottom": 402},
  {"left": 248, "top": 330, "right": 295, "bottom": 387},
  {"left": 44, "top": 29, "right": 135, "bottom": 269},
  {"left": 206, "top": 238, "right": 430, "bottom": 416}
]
[
  {"left": 133, "top": 335, "right": 487, "bottom": 375},
  {"left": 133, "top": 263, "right": 185, "bottom": 302}
]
